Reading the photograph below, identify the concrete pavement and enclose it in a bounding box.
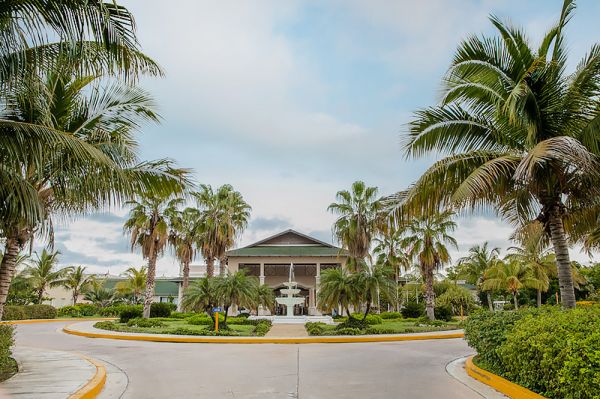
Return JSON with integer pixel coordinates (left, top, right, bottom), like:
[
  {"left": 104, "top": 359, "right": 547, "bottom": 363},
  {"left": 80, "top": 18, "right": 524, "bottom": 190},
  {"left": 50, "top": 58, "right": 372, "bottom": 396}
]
[{"left": 8, "top": 321, "right": 485, "bottom": 399}]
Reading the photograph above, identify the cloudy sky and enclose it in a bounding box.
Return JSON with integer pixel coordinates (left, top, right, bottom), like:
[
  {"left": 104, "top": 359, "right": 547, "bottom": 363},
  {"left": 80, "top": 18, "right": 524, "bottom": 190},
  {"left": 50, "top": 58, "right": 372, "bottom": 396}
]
[{"left": 49, "top": 0, "right": 600, "bottom": 275}]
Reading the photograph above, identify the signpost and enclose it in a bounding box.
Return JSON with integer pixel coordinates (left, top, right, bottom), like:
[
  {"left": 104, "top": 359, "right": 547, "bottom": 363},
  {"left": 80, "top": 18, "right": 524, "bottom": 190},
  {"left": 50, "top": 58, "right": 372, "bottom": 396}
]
[{"left": 212, "top": 307, "right": 222, "bottom": 332}]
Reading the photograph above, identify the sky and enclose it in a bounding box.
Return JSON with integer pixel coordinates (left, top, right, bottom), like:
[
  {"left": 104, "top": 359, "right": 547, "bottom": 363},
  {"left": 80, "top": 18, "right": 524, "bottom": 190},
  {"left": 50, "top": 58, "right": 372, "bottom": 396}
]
[{"left": 47, "top": 0, "right": 600, "bottom": 276}]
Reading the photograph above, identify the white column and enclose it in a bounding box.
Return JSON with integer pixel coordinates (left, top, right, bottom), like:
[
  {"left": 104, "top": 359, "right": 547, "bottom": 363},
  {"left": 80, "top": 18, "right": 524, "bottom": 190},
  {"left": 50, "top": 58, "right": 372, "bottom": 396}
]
[
  {"left": 312, "top": 263, "right": 321, "bottom": 316},
  {"left": 259, "top": 263, "right": 265, "bottom": 285}
]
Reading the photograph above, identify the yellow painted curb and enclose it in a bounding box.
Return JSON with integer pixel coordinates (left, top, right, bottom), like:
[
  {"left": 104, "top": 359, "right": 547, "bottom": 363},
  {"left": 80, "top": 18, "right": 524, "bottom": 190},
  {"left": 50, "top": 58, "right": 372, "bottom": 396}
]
[
  {"left": 63, "top": 323, "right": 464, "bottom": 344},
  {"left": 1, "top": 317, "right": 115, "bottom": 325},
  {"left": 68, "top": 355, "right": 107, "bottom": 399},
  {"left": 465, "top": 356, "right": 547, "bottom": 399}
]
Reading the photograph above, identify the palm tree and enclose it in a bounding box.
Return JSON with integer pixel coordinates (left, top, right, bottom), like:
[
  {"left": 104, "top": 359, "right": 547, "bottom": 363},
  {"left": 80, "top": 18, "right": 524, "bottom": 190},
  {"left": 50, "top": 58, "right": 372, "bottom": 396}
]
[
  {"left": 83, "top": 281, "right": 115, "bottom": 308},
  {"left": 0, "top": 60, "right": 189, "bottom": 319},
  {"left": 353, "top": 261, "right": 397, "bottom": 318},
  {"left": 25, "top": 250, "right": 70, "bottom": 304},
  {"left": 483, "top": 259, "right": 544, "bottom": 309},
  {"left": 403, "top": 211, "right": 457, "bottom": 320},
  {"left": 169, "top": 207, "right": 201, "bottom": 293},
  {"left": 213, "top": 271, "right": 258, "bottom": 326},
  {"left": 255, "top": 284, "right": 276, "bottom": 315},
  {"left": 181, "top": 278, "right": 220, "bottom": 321},
  {"left": 124, "top": 195, "right": 182, "bottom": 318},
  {"left": 457, "top": 242, "right": 501, "bottom": 311},
  {"left": 62, "top": 266, "right": 93, "bottom": 305},
  {"left": 328, "top": 181, "right": 381, "bottom": 268},
  {"left": 391, "top": 0, "right": 600, "bottom": 309},
  {"left": 114, "top": 266, "right": 147, "bottom": 303},
  {"left": 373, "top": 225, "right": 410, "bottom": 311},
  {"left": 317, "top": 268, "right": 359, "bottom": 319},
  {"left": 194, "top": 184, "right": 251, "bottom": 278}
]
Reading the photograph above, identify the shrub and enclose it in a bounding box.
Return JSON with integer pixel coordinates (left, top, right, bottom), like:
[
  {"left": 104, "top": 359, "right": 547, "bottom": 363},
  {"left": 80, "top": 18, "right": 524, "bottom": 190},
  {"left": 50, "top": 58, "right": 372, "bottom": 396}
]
[
  {"left": 305, "top": 322, "right": 326, "bottom": 336},
  {"left": 150, "top": 302, "right": 174, "bottom": 318},
  {"left": 335, "top": 327, "right": 362, "bottom": 335},
  {"left": 0, "top": 325, "right": 15, "bottom": 381},
  {"left": 253, "top": 321, "right": 271, "bottom": 336},
  {"left": 337, "top": 316, "right": 366, "bottom": 330},
  {"left": 126, "top": 318, "right": 166, "bottom": 328},
  {"left": 365, "top": 327, "right": 396, "bottom": 335},
  {"left": 380, "top": 311, "right": 402, "bottom": 320},
  {"left": 76, "top": 304, "right": 99, "bottom": 316},
  {"left": 364, "top": 314, "right": 383, "bottom": 325},
  {"left": 237, "top": 312, "right": 250, "bottom": 318},
  {"left": 497, "top": 307, "right": 600, "bottom": 398},
  {"left": 2, "top": 306, "right": 26, "bottom": 320},
  {"left": 417, "top": 316, "right": 444, "bottom": 327},
  {"left": 169, "top": 311, "right": 195, "bottom": 319},
  {"left": 118, "top": 305, "right": 143, "bottom": 323},
  {"left": 203, "top": 329, "right": 240, "bottom": 336},
  {"left": 187, "top": 313, "right": 223, "bottom": 325},
  {"left": 401, "top": 301, "right": 425, "bottom": 318},
  {"left": 434, "top": 305, "right": 453, "bottom": 322},
  {"left": 94, "top": 321, "right": 119, "bottom": 331},
  {"left": 171, "top": 327, "right": 206, "bottom": 336},
  {"left": 58, "top": 304, "right": 99, "bottom": 317},
  {"left": 436, "top": 285, "right": 478, "bottom": 315}
]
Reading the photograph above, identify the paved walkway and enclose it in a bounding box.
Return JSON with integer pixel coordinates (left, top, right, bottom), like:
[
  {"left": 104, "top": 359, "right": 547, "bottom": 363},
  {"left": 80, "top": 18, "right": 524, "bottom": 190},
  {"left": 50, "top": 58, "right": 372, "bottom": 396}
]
[
  {"left": 0, "top": 347, "right": 95, "bottom": 399},
  {"left": 265, "top": 324, "right": 308, "bottom": 337}
]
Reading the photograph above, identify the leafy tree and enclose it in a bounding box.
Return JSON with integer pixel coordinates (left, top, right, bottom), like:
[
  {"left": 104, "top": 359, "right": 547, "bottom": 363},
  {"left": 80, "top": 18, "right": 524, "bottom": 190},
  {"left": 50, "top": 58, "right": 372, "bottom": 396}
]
[
  {"left": 114, "top": 266, "right": 147, "bottom": 303},
  {"left": 194, "top": 184, "right": 251, "bottom": 277},
  {"left": 317, "top": 268, "right": 359, "bottom": 319},
  {"left": 25, "top": 250, "right": 70, "bottom": 304},
  {"left": 483, "top": 259, "right": 544, "bottom": 309},
  {"left": 213, "top": 271, "right": 258, "bottom": 325},
  {"left": 124, "top": 195, "right": 183, "bottom": 318},
  {"left": 329, "top": 181, "right": 381, "bottom": 269},
  {"left": 436, "top": 284, "right": 478, "bottom": 315},
  {"left": 181, "top": 277, "right": 220, "bottom": 322},
  {"left": 353, "top": 261, "right": 397, "bottom": 318},
  {"left": 403, "top": 211, "right": 457, "bottom": 320},
  {"left": 392, "top": 0, "right": 600, "bottom": 309},
  {"left": 62, "top": 266, "right": 93, "bottom": 305},
  {"left": 456, "top": 242, "right": 500, "bottom": 311}
]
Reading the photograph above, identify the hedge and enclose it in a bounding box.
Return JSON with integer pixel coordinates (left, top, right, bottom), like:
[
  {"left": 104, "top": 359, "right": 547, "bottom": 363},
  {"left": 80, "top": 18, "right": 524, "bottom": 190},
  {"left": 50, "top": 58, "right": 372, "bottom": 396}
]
[
  {"left": 0, "top": 325, "right": 16, "bottom": 382},
  {"left": 3, "top": 305, "right": 57, "bottom": 320},
  {"left": 57, "top": 304, "right": 99, "bottom": 317},
  {"left": 464, "top": 306, "right": 600, "bottom": 399},
  {"left": 150, "top": 303, "right": 175, "bottom": 318},
  {"left": 118, "top": 305, "right": 143, "bottom": 323}
]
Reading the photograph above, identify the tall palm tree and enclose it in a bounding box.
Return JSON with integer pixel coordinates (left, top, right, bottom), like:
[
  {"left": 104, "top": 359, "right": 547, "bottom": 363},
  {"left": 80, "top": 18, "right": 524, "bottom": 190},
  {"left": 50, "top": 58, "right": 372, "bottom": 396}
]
[
  {"left": 213, "top": 271, "right": 258, "bottom": 325},
  {"left": 328, "top": 181, "right": 381, "bottom": 268},
  {"left": 124, "top": 195, "right": 182, "bottom": 318},
  {"left": 317, "top": 268, "right": 359, "bottom": 319},
  {"left": 403, "top": 211, "right": 457, "bottom": 320},
  {"left": 390, "top": 0, "right": 600, "bottom": 309},
  {"left": 169, "top": 207, "right": 201, "bottom": 293},
  {"left": 25, "top": 250, "right": 70, "bottom": 304},
  {"left": 194, "top": 184, "right": 251, "bottom": 278},
  {"left": 0, "top": 61, "right": 189, "bottom": 319},
  {"left": 457, "top": 242, "right": 501, "bottom": 311},
  {"left": 353, "top": 261, "right": 397, "bottom": 318},
  {"left": 483, "top": 259, "right": 544, "bottom": 309},
  {"left": 373, "top": 225, "right": 410, "bottom": 310},
  {"left": 62, "top": 266, "right": 93, "bottom": 305},
  {"left": 114, "top": 266, "right": 147, "bottom": 303}
]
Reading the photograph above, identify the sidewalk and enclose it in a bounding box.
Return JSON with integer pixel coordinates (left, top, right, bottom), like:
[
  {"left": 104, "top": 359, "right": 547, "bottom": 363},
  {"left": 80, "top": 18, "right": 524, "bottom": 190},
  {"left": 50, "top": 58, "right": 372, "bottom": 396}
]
[
  {"left": 0, "top": 347, "right": 98, "bottom": 399},
  {"left": 265, "top": 324, "right": 308, "bottom": 337}
]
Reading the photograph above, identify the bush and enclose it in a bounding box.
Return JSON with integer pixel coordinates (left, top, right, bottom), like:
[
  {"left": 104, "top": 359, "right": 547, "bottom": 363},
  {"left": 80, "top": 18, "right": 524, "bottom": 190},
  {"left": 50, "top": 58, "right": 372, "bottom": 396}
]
[
  {"left": 335, "top": 327, "right": 362, "bottom": 335},
  {"left": 170, "top": 327, "right": 207, "bottom": 336},
  {"left": 434, "top": 305, "right": 453, "bottom": 322},
  {"left": 380, "top": 311, "right": 402, "bottom": 320},
  {"left": 497, "top": 307, "right": 600, "bottom": 398},
  {"left": 169, "top": 311, "right": 196, "bottom": 319},
  {"left": 337, "top": 316, "right": 366, "bottom": 330},
  {"left": 58, "top": 304, "right": 99, "bottom": 318},
  {"left": 98, "top": 304, "right": 135, "bottom": 317},
  {"left": 94, "top": 321, "right": 119, "bottom": 331},
  {"left": 253, "top": 321, "right": 271, "bottom": 336},
  {"left": 118, "top": 305, "right": 143, "bottom": 323},
  {"left": 417, "top": 316, "right": 444, "bottom": 327},
  {"left": 2, "top": 306, "right": 26, "bottom": 321},
  {"left": 401, "top": 301, "right": 425, "bottom": 318},
  {"left": 365, "top": 327, "right": 396, "bottom": 335},
  {"left": 0, "top": 325, "right": 16, "bottom": 381},
  {"left": 126, "top": 318, "right": 166, "bottom": 328},
  {"left": 3, "top": 304, "right": 56, "bottom": 320},
  {"left": 305, "top": 322, "right": 326, "bottom": 336},
  {"left": 187, "top": 313, "right": 223, "bottom": 325},
  {"left": 150, "top": 302, "right": 175, "bottom": 318}
]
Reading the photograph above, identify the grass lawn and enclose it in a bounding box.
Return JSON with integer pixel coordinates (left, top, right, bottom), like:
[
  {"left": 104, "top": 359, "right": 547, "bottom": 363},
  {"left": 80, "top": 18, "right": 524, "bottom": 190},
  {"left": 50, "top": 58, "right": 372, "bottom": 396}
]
[
  {"left": 307, "top": 318, "right": 461, "bottom": 335},
  {"left": 94, "top": 318, "right": 264, "bottom": 336}
]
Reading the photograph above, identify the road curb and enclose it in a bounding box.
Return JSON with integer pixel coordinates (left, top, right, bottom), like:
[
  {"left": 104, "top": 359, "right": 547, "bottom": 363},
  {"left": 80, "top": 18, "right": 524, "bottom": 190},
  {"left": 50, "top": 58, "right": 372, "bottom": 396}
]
[
  {"left": 68, "top": 354, "right": 107, "bottom": 399},
  {"left": 1, "top": 317, "right": 115, "bottom": 325},
  {"left": 63, "top": 322, "right": 464, "bottom": 344},
  {"left": 464, "top": 356, "right": 547, "bottom": 399}
]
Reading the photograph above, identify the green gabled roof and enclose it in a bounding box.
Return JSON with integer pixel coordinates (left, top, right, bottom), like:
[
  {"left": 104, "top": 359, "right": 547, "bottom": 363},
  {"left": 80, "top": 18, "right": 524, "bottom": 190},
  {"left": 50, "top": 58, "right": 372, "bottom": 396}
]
[
  {"left": 227, "top": 245, "right": 347, "bottom": 257},
  {"left": 102, "top": 278, "right": 179, "bottom": 296}
]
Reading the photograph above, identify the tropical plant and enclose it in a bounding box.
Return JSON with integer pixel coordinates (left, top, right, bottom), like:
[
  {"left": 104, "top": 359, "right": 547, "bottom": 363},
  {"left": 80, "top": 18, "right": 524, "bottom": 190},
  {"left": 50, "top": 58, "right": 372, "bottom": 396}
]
[
  {"left": 83, "top": 285, "right": 114, "bottom": 308},
  {"left": 255, "top": 284, "right": 276, "bottom": 314},
  {"left": 352, "top": 261, "right": 398, "bottom": 318},
  {"left": 124, "top": 194, "right": 183, "bottom": 318},
  {"left": 114, "top": 266, "right": 147, "bottom": 303},
  {"left": 328, "top": 181, "right": 381, "bottom": 265},
  {"left": 213, "top": 271, "right": 258, "bottom": 325},
  {"left": 403, "top": 211, "right": 457, "bottom": 320},
  {"left": 62, "top": 266, "right": 93, "bottom": 305},
  {"left": 483, "top": 259, "right": 544, "bottom": 309},
  {"left": 456, "top": 242, "right": 501, "bottom": 311},
  {"left": 169, "top": 207, "right": 201, "bottom": 293},
  {"left": 389, "top": 0, "right": 600, "bottom": 309},
  {"left": 25, "top": 250, "right": 70, "bottom": 304},
  {"left": 181, "top": 278, "right": 220, "bottom": 321},
  {"left": 317, "top": 268, "right": 359, "bottom": 319},
  {"left": 194, "top": 184, "right": 251, "bottom": 277}
]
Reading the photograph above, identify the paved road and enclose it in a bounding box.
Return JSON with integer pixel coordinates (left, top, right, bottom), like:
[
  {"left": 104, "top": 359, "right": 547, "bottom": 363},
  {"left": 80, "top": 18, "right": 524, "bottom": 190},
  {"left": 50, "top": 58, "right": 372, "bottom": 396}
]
[{"left": 12, "top": 322, "right": 480, "bottom": 399}]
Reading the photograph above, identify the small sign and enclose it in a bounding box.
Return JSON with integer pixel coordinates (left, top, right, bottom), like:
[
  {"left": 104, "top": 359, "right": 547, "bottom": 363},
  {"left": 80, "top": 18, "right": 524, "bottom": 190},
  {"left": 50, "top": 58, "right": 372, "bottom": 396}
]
[{"left": 212, "top": 307, "right": 222, "bottom": 312}]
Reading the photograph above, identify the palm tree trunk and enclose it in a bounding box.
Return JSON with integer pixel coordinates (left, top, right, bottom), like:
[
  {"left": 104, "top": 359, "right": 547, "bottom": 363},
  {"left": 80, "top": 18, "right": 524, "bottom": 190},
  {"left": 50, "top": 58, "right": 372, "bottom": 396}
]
[
  {"left": 513, "top": 292, "right": 518, "bottom": 310},
  {"left": 219, "top": 257, "right": 227, "bottom": 276},
  {"left": 37, "top": 288, "right": 44, "bottom": 304},
  {"left": 547, "top": 206, "right": 576, "bottom": 309},
  {"left": 182, "top": 260, "right": 190, "bottom": 292},
  {"left": 73, "top": 291, "right": 78, "bottom": 306},
  {"left": 363, "top": 298, "right": 371, "bottom": 319},
  {"left": 0, "top": 237, "right": 24, "bottom": 319},
  {"left": 206, "top": 257, "right": 215, "bottom": 278},
  {"left": 486, "top": 292, "right": 494, "bottom": 312},
  {"left": 142, "top": 250, "right": 158, "bottom": 318},
  {"left": 537, "top": 289, "right": 542, "bottom": 308},
  {"left": 424, "top": 265, "right": 435, "bottom": 321}
]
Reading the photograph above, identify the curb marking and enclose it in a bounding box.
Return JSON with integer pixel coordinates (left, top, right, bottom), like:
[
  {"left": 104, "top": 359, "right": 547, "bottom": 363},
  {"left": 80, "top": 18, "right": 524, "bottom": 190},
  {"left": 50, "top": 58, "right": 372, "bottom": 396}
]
[
  {"left": 464, "top": 356, "right": 547, "bottom": 399},
  {"left": 63, "top": 323, "right": 464, "bottom": 344},
  {"left": 1, "top": 317, "right": 115, "bottom": 325},
  {"left": 68, "top": 355, "right": 107, "bottom": 399}
]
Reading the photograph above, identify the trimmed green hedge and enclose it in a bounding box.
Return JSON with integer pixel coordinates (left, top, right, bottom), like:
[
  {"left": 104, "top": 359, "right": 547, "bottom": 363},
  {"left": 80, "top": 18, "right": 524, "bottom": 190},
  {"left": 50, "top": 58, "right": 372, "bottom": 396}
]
[
  {"left": 0, "top": 325, "right": 16, "bottom": 382},
  {"left": 3, "top": 305, "right": 57, "bottom": 320},
  {"left": 58, "top": 304, "right": 99, "bottom": 317},
  {"left": 464, "top": 306, "right": 600, "bottom": 399},
  {"left": 118, "top": 305, "right": 143, "bottom": 323},
  {"left": 150, "top": 303, "right": 175, "bottom": 318}
]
